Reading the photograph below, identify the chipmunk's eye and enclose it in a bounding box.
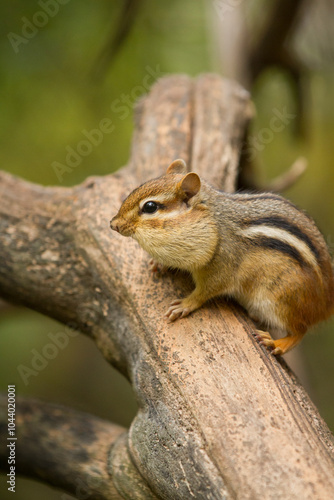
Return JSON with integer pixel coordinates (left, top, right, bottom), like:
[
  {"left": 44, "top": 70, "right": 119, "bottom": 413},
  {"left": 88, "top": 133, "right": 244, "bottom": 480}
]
[{"left": 142, "top": 201, "right": 159, "bottom": 214}]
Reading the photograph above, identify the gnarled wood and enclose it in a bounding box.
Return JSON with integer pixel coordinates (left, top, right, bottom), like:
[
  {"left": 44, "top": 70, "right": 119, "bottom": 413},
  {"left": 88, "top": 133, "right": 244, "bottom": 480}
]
[
  {"left": 0, "top": 396, "right": 127, "bottom": 499},
  {"left": 0, "top": 75, "right": 334, "bottom": 499}
]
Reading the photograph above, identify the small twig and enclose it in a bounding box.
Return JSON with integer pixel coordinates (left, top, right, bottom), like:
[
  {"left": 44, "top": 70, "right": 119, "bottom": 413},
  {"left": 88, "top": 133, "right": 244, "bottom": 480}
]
[
  {"left": 91, "top": 0, "right": 142, "bottom": 80},
  {"left": 265, "top": 156, "right": 307, "bottom": 192}
]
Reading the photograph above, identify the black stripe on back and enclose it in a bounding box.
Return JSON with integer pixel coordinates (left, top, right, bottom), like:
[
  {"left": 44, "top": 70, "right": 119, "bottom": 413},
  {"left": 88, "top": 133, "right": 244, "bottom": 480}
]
[
  {"left": 251, "top": 237, "right": 306, "bottom": 267},
  {"left": 247, "top": 216, "right": 320, "bottom": 261}
]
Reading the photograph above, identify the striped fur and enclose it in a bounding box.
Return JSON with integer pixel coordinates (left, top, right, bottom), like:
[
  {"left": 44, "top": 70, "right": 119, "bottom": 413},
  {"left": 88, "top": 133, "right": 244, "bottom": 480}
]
[
  {"left": 110, "top": 160, "right": 334, "bottom": 354},
  {"left": 239, "top": 220, "right": 319, "bottom": 270},
  {"left": 244, "top": 216, "right": 320, "bottom": 260},
  {"left": 247, "top": 236, "right": 307, "bottom": 267}
]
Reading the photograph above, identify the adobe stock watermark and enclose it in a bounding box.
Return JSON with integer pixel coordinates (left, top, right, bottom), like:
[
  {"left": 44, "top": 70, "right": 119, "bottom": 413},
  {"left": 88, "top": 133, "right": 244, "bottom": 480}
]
[
  {"left": 243, "top": 106, "right": 296, "bottom": 161},
  {"left": 52, "top": 64, "right": 164, "bottom": 183},
  {"left": 52, "top": 118, "right": 115, "bottom": 183},
  {"left": 17, "top": 323, "right": 79, "bottom": 386},
  {"left": 7, "top": 0, "right": 71, "bottom": 54}
]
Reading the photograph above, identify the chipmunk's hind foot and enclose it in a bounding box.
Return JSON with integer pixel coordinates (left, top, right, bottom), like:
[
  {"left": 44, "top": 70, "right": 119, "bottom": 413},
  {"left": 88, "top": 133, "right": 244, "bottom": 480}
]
[
  {"left": 254, "top": 330, "right": 305, "bottom": 356},
  {"left": 254, "top": 330, "right": 277, "bottom": 354}
]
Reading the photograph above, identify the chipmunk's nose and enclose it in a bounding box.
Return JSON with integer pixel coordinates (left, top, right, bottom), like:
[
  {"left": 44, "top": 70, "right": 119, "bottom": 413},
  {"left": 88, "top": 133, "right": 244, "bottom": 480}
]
[{"left": 110, "top": 218, "right": 120, "bottom": 233}]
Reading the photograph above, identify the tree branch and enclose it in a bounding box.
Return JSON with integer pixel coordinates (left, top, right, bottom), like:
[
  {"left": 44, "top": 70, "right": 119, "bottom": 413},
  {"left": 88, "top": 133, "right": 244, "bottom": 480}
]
[
  {"left": 0, "top": 75, "right": 333, "bottom": 499},
  {"left": 0, "top": 395, "right": 157, "bottom": 499}
]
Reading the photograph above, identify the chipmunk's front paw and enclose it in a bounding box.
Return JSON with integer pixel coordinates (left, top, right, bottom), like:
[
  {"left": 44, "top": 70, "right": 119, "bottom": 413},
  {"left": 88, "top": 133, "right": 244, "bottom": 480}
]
[
  {"left": 165, "top": 292, "right": 205, "bottom": 322},
  {"left": 165, "top": 299, "right": 192, "bottom": 322}
]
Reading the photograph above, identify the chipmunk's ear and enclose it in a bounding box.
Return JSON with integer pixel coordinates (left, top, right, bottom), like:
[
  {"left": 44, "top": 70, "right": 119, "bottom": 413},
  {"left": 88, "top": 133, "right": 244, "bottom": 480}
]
[
  {"left": 166, "top": 159, "right": 187, "bottom": 175},
  {"left": 179, "top": 172, "right": 201, "bottom": 200}
]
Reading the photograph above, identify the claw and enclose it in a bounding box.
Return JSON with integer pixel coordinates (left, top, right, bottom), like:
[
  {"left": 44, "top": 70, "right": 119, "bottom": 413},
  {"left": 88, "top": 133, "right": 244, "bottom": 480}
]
[
  {"left": 255, "top": 329, "right": 276, "bottom": 351},
  {"left": 181, "top": 308, "right": 190, "bottom": 318},
  {"left": 165, "top": 300, "right": 191, "bottom": 322}
]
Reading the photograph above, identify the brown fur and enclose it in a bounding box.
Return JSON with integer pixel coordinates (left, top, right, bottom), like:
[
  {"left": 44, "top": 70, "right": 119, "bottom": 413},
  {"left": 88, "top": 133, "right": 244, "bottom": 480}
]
[{"left": 110, "top": 159, "right": 334, "bottom": 355}]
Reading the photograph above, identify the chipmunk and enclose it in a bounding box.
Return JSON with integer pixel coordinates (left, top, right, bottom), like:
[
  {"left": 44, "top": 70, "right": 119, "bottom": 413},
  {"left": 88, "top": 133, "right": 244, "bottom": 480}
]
[{"left": 110, "top": 159, "right": 334, "bottom": 355}]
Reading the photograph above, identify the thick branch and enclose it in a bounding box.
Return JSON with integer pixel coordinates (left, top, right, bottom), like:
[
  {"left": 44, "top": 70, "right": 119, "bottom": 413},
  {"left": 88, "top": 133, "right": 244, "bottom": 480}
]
[
  {"left": 0, "top": 75, "right": 334, "bottom": 499},
  {"left": 0, "top": 395, "right": 156, "bottom": 499}
]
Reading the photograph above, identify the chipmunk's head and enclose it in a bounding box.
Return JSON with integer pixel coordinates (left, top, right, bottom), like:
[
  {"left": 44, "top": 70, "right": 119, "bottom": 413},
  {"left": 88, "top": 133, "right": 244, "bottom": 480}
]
[
  {"left": 110, "top": 159, "right": 216, "bottom": 269},
  {"left": 110, "top": 159, "right": 200, "bottom": 237}
]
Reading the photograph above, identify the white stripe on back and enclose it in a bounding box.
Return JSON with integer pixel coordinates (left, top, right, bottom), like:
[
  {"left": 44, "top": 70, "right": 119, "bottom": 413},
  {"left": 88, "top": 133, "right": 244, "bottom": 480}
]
[{"left": 239, "top": 225, "right": 317, "bottom": 268}]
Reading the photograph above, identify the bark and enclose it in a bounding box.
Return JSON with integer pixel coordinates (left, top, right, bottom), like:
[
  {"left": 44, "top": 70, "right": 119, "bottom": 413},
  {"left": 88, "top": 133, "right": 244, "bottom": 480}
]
[
  {"left": 0, "top": 74, "right": 334, "bottom": 499},
  {"left": 0, "top": 396, "right": 127, "bottom": 499}
]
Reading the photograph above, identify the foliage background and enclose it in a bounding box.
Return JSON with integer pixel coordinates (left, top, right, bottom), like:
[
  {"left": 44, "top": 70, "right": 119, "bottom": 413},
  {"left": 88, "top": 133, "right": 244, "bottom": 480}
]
[{"left": 0, "top": 1, "right": 333, "bottom": 498}]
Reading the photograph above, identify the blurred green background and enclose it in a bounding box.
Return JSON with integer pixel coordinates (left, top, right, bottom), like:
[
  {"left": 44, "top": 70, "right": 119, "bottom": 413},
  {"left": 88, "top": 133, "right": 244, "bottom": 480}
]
[{"left": 0, "top": 1, "right": 333, "bottom": 498}]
